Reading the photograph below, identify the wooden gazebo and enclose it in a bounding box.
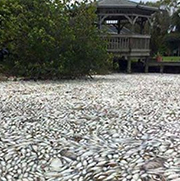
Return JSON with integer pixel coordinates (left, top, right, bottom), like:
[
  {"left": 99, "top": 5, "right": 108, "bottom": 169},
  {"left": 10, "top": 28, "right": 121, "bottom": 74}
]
[{"left": 97, "top": 0, "right": 158, "bottom": 73}]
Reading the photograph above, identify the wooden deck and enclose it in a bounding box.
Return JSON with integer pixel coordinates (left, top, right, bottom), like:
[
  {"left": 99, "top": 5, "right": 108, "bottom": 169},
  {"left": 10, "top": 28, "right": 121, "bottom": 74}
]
[
  {"left": 145, "top": 60, "right": 180, "bottom": 73},
  {"left": 103, "top": 34, "right": 151, "bottom": 57}
]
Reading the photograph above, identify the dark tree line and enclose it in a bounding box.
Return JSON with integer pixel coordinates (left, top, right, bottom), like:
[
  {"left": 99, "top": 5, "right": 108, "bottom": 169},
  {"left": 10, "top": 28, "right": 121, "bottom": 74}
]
[
  {"left": 0, "top": 0, "right": 110, "bottom": 79},
  {"left": 144, "top": 0, "right": 180, "bottom": 56}
]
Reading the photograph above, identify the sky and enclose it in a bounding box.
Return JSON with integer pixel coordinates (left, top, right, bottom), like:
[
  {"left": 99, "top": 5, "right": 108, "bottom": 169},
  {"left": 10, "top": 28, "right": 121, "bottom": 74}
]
[{"left": 133, "top": 0, "right": 157, "bottom": 2}]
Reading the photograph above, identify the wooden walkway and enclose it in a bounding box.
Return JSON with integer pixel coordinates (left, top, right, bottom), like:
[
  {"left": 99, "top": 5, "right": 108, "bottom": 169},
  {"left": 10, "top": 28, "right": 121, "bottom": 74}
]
[{"left": 145, "top": 60, "right": 180, "bottom": 73}]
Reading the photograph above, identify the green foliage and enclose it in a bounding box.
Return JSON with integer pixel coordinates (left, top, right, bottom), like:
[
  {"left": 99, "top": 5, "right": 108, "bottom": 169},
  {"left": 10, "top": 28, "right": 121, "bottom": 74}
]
[
  {"left": 145, "top": 0, "right": 180, "bottom": 56},
  {"left": 150, "top": 8, "right": 171, "bottom": 55},
  {"left": 162, "top": 56, "right": 180, "bottom": 62},
  {"left": 164, "top": 8, "right": 180, "bottom": 55},
  {"left": 172, "top": 9, "right": 180, "bottom": 31},
  {"left": 164, "top": 33, "right": 180, "bottom": 54},
  {"left": 0, "top": 0, "right": 110, "bottom": 79}
]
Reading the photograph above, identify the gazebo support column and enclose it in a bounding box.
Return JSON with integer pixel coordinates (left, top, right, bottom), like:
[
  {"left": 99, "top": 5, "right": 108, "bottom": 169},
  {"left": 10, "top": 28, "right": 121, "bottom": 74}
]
[
  {"left": 139, "top": 18, "right": 145, "bottom": 34},
  {"left": 145, "top": 57, "right": 149, "bottom": 73},
  {"left": 117, "top": 20, "right": 121, "bottom": 34},
  {"left": 160, "top": 65, "right": 164, "bottom": 73},
  {"left": 127, "top": 57, "right": 132, "bottom": 73}
]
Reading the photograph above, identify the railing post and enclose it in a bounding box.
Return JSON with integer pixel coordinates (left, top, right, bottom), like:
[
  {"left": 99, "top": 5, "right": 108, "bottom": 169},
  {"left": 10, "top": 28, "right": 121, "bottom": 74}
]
[
  {"left": 129, "top": 37, "right": 132, "bottom": 52},
  {"left": 127, "top": 57, "right": 131, "bottom": 73},
  {"left": 145, "top": 57, "right": 149, "bottom": 73},
  {"left": 160, "top": 65, "right": 164, "bottom": 73}
]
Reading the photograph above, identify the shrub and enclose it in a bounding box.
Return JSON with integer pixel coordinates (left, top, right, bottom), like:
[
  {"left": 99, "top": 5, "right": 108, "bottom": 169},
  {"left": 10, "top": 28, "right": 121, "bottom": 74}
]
[{"left": 0, "top": 0, "right": 110, "bottom": 79}]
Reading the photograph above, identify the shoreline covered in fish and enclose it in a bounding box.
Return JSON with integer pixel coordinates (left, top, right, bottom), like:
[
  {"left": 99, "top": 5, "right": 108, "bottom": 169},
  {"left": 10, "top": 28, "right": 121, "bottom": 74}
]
[{"left": 1, "top": 74, "right": 180, "bottom": 180}]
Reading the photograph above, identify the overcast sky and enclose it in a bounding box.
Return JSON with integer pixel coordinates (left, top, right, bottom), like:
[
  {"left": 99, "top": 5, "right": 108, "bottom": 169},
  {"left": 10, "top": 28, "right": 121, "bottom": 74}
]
[{"left": 133, "top": 0, "right": 157, "bottom": 2}]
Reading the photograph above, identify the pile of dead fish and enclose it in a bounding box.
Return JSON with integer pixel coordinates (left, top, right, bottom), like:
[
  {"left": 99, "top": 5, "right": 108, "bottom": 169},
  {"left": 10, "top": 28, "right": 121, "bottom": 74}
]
[{"left": 1, "top": 74, "right": 180, "bottom": 181}]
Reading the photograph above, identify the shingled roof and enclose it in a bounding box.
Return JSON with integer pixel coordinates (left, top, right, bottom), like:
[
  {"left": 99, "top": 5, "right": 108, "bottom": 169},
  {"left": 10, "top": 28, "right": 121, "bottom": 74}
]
[
  {"left": 98, "top": 0, "right": 137, "bottom": 8},
  {"left": 97, "top": 0, "right": 158, "bottom": 12}
]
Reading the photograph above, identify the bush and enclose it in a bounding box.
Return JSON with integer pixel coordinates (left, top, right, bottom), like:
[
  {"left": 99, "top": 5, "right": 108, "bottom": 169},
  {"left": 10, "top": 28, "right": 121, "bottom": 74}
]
[{"left": 0, "top": 0, "right": 110, "bottom": 79}]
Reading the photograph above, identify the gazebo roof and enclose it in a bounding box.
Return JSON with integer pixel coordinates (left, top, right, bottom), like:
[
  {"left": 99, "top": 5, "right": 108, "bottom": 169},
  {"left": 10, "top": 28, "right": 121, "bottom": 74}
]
[
  {"left": 98, "top": 0, "right": 137, "bottom": 7},
  {"left": 97, "top": 0, "right": 158, "bottom": 12}
]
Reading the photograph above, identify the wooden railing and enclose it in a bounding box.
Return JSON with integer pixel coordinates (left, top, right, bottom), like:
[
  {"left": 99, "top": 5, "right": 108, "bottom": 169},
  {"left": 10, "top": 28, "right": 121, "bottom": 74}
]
[{"left": 102, "top": 34, "right": 151, "bottom": 57}]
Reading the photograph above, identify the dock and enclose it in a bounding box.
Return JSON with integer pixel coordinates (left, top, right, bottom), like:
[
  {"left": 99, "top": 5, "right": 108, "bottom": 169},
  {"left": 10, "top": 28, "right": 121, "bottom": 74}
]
[{"left": 145, "top": 60, "right": 180, "bottom": 73}]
